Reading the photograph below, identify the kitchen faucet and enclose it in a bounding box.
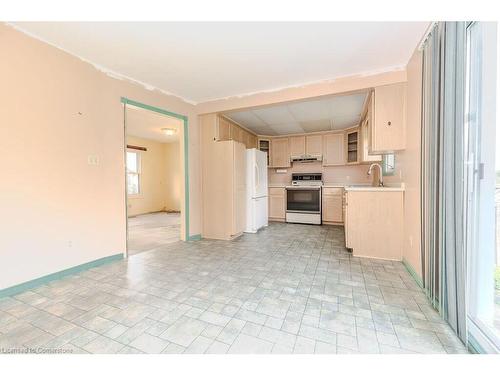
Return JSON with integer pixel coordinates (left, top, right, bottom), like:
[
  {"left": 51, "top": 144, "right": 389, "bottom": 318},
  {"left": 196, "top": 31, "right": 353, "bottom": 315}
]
[{"left": 367, "top": 163, "right": 384, "bottom": 187}]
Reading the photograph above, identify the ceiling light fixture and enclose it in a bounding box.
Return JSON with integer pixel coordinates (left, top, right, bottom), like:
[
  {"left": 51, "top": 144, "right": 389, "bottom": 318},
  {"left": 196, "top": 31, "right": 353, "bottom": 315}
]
[{"left": 162, "top": 128, "right": 177, "bottom": 136}]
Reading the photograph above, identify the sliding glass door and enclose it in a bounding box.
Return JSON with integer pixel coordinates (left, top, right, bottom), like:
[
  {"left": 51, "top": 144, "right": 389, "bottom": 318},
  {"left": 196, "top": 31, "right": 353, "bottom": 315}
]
[{"left": 465, "top": 21, "right": 499, "bottom": 353}]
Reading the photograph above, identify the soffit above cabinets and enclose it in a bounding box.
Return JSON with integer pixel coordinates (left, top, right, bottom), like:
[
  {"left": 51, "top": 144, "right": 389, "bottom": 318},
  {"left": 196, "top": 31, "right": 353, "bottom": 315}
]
[{"left": 224, "top": 91, "right": 368, "bottom": 136}]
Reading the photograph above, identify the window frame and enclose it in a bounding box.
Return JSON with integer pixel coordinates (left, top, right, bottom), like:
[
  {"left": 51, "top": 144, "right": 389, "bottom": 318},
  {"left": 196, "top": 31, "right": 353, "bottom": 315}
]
[
  {"left": 382, "top": 153, "right": 396, "bottom": 176},
  {"left": 126, "top": 150, "right": 142, "bottom": 197}
]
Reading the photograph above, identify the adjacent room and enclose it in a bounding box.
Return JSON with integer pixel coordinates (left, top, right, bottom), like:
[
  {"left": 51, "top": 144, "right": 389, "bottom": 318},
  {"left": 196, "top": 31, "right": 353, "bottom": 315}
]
[
  {"left": 0, "top": 18, "right": 498, "bottom": 358},
  {"left": 125, "top": 104, "right": 183, "bottom": 256}
]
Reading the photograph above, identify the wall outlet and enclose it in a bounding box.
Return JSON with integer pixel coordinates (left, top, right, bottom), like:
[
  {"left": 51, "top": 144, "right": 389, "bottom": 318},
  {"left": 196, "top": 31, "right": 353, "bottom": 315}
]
[
  {"left": 87, "top": 155, "right": 99, "bottom": 165},
  {"left": 276, "top": 169, "right": 287, "bottom": 174}
]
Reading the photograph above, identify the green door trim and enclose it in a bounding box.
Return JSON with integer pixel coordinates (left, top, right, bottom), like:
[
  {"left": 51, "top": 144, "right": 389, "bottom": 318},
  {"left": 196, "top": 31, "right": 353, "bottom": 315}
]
[{"left": 121, "top": 97, "right": 191, "bottom": 241}]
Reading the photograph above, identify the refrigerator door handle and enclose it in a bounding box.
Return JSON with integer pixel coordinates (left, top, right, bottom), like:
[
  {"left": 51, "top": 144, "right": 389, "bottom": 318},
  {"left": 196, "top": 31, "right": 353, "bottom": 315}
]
[{"left": 254, "top": 164, "right": 259, "bottom": 191}]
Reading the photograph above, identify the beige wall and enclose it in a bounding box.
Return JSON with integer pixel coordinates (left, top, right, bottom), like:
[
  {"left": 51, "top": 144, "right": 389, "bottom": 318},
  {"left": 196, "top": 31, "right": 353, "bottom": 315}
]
[
  {"left": 126, "top": 136, "right": 180, "bottom": 217},
  {"left": 0, "top": 24, "right": 200, "bottom": 289},
  {"left": 399, "top": 49, "right": 423, "bottom": 278},
  {"left": 165, "top": 141, "right": 181, "bottom": 211}
]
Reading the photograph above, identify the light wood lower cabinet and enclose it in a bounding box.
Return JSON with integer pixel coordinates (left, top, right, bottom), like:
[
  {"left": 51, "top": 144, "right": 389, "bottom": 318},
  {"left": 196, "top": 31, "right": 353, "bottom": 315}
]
[
  {"left": 322, "top": 188, "right": 344, "bottom": 224},
  {"left": 345, "top": 190, "right": 403, "bottom": 260},
  {"left": 269, "top": 187, "right": 286, "bottom": 221}
]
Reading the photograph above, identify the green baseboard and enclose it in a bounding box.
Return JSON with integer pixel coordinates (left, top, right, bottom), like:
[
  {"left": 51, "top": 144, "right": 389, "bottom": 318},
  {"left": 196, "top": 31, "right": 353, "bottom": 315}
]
[
  {"left": 188, "top": 234, "right": 202, "bottom": 241},
  {"left": 0, "top": 253, "right": 124, "bottom": 298},
  {"left": 402, "top": 258, "right": 424, "bottom": 288}
]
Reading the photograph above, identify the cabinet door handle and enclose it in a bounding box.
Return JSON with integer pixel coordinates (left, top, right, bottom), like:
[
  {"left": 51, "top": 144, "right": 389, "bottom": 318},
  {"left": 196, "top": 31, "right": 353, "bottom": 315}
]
[{"left": 387, "top": 121, "right": 392, "bottom": 126}]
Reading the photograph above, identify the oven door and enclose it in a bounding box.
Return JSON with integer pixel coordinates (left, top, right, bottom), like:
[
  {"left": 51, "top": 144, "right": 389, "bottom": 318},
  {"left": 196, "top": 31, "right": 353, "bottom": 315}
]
[{"left": 286, "top": 188, "right": 321, "bottom": 213}]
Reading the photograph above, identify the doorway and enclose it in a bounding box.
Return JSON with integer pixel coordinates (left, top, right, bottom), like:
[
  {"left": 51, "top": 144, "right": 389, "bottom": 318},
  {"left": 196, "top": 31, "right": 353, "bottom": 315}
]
[{"left": 122, "top": 98, "right": 188, "bottom": 256}]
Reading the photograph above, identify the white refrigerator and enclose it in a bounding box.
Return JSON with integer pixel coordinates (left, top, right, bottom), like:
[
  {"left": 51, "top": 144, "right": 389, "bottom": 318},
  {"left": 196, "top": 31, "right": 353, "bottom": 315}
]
[{"left": 245, "top": 148, "right": 268, "bottom": 233}]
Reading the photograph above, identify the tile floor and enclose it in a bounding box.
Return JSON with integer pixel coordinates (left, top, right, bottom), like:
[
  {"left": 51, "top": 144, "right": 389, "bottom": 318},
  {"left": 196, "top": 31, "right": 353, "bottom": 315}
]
[
  {"left": 0, "top": 223, "right": 467, "bottom": 354},
  {"left": 127, "top": 212, "right": 180, "bottom": 256}
]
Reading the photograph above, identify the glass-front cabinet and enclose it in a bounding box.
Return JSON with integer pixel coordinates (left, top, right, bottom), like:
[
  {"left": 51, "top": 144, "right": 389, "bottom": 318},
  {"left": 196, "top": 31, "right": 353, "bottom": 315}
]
[{"left": 258, "top": 138, "right": 270, "bottom": 166}]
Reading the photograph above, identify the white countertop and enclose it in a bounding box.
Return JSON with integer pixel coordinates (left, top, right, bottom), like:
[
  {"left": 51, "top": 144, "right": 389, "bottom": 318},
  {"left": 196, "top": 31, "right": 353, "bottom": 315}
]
[
  {"left": 269, "top": 182, "right": 367, "bottom": 188},
  {"left": 268, "top": 183, "right": 405, "bottom": 191},
  {"left": 322, "top": 183, "right": 370, "bottom": 188},
  {"left": 344, "top": 183, "right": 405, "bottom": 192}
]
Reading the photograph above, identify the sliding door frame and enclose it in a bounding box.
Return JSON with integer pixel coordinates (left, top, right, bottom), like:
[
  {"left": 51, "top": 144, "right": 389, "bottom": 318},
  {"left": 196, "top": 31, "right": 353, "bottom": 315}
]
[{"left": 464, "top": 21, "right": 500, "bottom": 354}]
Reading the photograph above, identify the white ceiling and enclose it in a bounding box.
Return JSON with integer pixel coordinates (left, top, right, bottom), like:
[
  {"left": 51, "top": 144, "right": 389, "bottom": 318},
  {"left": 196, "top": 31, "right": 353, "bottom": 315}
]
[
  {"left": 11, "top": 22, "right": 428, "bottom": 103},
  {"left": 126, "top": 105, "right": 182, "bottom": 143},
  {"left": 225, "top": 91, "right": 368, "bottom": 136}
]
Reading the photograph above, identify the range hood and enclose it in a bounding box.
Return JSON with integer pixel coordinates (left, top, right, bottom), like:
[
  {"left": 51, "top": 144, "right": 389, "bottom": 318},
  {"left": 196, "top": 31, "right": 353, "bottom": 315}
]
[{"left": 291, "top": 154, "right": 323, "bottom": 163}]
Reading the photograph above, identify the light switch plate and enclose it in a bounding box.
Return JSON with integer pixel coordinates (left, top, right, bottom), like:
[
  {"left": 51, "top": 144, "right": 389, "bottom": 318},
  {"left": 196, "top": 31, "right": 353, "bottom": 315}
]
[{"left": 87, "top": 155, "right": 99, "bottom": 165}]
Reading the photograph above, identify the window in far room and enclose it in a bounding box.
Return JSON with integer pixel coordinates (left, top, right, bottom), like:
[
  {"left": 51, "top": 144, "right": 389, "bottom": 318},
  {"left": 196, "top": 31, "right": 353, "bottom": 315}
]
[{"left": 126, "top": 151, "right": 141, "bottom": 195}]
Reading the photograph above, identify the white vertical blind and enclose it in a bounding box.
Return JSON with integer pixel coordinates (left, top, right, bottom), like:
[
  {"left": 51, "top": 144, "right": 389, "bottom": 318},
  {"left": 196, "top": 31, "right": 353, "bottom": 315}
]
[{"left": 421, "top": 21, "right": 468, "bottom": 343}]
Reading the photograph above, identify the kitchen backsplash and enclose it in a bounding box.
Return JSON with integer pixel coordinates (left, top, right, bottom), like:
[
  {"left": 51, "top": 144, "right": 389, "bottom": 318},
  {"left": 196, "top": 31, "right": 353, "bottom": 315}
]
[{"left": 268, "top": 158, "right": 404, "bottom": 185}]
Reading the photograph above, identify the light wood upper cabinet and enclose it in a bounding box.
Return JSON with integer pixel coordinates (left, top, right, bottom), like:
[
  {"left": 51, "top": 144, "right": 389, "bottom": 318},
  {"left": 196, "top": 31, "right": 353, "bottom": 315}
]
[
  {"left": 323, "top": 133, "right": 345, "bottom": 166},
  {"left": 371, "top": 83, "right": 407, "bottom": 153},
  {"left": 289, "top": 136, "right": 306, "bottom": 157},
  {"left": 360, "top": 103, "right": 382, "bottom": 163},
  {"left": 271, "top": 138, "right": 290, "bottom": 167},
  {"left": 269, "top": 187, "right": 285, "bottom": 220},
  {"left": 241, "top": 130, "right": 249, "bottom": 148},
  {"left": 322, "top": 188, "right": 343, "bottom": 223},
  {"left": 240, "top": 128, "right": 258, "bottom": 149},
  {"left": 217, "top": 116, "right": 232, "bottom": 141},
  {"left": 231, "top": 125, "right": 243, "bottom": 144},
  {"left": 289, "top": 134, "right": 322, "bottom": 158},
  {"left": 248, "top": 134, "right": 258, "bottom": 149},
  {"left": 216, "top": 115, "right": 257, "bottom": 149},
  {"left": 306, "top": 134, "right": 323, "bottom": 155}
]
